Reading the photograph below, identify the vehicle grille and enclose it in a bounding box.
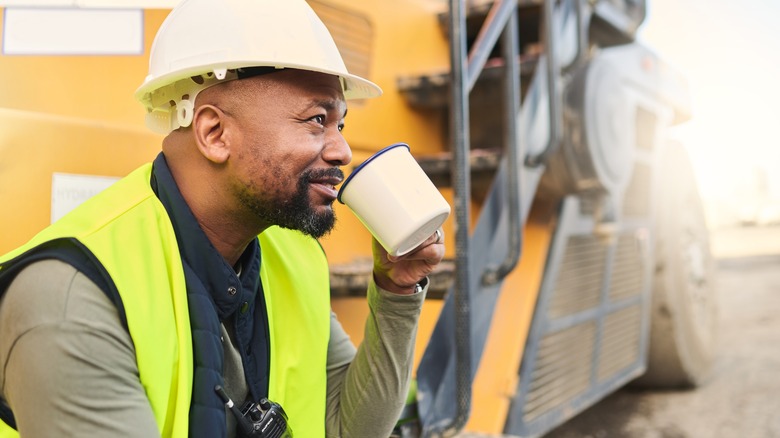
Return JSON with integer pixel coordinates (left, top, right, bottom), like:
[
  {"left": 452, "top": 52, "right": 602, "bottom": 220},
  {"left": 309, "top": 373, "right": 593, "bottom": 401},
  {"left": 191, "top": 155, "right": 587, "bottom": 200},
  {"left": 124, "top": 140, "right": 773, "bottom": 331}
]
[
  {"left": 609, "top": 233, "right": 645, "bottom": 301},
  {"left": 547, "top": 235, "right": 607, "bottom": 318},
  {"left": 523, "top": 322, "right": 597, "bottom": 422},
  {"left": 598, "top": 304, "right": 642, "bottom": 381},
  {"left": 520, "top": 230, "right": 646, "bottom": 424},
  {"left": 309, "top": 1, "right": 374, "bottom": 82}
]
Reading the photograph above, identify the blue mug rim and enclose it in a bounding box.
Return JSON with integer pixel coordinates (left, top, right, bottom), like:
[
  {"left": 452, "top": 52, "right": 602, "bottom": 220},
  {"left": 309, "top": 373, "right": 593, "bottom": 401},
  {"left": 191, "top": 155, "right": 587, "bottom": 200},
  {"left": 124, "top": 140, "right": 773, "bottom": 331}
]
[{"left": 337, "top": 142, "right": 410, "bottom": 204}]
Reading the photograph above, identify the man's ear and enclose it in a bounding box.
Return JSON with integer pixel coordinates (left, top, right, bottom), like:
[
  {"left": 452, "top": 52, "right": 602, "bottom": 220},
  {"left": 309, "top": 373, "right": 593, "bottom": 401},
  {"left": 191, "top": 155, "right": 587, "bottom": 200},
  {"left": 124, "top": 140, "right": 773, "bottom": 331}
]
[{"left": 192, "top": 104, "right": 230, "bottom": 164}]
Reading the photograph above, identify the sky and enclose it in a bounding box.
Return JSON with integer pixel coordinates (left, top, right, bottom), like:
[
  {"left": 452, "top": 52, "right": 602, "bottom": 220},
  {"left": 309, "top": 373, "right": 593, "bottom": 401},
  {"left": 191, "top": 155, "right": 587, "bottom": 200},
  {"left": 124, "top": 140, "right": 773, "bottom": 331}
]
[{"left": 638, "top": 0, "right": 780, "bottom": 225}]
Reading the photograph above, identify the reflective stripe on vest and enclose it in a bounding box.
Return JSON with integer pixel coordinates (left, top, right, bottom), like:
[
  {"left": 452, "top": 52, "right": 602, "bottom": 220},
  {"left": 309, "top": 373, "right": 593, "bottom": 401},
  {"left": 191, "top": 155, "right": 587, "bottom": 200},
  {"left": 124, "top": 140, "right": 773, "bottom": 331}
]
[{"left": 0, "top": 163, "right": 330, "bottom": 437}]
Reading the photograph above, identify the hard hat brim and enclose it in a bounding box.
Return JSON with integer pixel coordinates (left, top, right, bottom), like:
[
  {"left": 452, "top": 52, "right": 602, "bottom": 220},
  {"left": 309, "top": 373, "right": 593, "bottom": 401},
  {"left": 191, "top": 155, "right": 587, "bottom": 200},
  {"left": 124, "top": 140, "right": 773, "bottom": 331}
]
[{"left": 134, "top": 61, "right": 382, "bottom": 108}]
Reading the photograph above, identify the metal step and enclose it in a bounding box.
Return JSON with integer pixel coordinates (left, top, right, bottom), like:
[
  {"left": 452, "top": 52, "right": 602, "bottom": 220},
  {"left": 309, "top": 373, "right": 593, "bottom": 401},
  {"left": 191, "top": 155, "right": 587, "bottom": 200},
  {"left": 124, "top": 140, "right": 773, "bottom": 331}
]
[
  {"left": 434, "top": 0, "right": 544, "bottom": 46},
  {"left": 330, "top": 258, "right": 455, "bottom": 300},
  {"left": 397, "top": 55, "right": 538, "bottom": 110},
  {"left": 433, "top": 0, "right": 644, "bottom": 47},
  {"left": 417, "top": 148, "right": 502, "bottom": 200}
]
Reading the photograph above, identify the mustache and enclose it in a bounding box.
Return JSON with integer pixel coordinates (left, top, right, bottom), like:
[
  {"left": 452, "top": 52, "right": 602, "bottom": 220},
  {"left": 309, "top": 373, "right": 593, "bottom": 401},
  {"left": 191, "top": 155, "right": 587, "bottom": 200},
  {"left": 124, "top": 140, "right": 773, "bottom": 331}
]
[{"left": 303, "top": 167, "right": 344, "bottom": 182}]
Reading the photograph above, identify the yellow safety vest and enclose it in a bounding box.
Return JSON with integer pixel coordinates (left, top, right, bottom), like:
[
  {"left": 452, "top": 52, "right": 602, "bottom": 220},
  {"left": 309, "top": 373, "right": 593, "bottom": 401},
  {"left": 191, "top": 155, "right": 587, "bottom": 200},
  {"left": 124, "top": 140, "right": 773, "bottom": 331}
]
[{"left": 0, "top": 163, "right": 330, "bottom": 437}]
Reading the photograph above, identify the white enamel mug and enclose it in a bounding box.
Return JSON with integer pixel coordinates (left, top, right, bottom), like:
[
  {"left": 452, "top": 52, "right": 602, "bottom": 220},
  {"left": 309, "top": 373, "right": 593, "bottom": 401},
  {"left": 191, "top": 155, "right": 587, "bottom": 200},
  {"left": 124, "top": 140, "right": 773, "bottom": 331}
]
[{"left": 337, "top": 143, "right": 451, "bottom": 257}]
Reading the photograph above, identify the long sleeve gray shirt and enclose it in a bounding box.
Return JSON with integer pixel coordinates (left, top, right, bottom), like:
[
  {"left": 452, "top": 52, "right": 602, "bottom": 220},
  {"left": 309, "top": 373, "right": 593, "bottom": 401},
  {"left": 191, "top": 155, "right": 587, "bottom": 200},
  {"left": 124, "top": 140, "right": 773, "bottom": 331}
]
[{"left": 0, "top": 259, "right": 425, "bottom": 437}]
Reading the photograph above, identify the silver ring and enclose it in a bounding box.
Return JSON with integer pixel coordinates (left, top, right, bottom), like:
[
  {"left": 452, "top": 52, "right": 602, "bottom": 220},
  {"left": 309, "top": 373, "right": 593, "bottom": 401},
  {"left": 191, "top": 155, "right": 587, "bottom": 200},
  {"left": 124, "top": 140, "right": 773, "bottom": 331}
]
[{"left": 434, "top": 228, "right": 442, "bottom": 244}]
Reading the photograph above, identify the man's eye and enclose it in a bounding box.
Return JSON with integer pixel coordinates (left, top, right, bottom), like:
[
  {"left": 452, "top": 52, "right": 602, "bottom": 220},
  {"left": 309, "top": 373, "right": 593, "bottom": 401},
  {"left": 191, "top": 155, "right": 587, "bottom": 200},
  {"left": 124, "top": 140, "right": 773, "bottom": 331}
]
[
  {"left": 311, "top": 115, "right": 325, "bottom": 125},
  {"left": 338, "top": 123, "right": 345, "bottom": 132}
]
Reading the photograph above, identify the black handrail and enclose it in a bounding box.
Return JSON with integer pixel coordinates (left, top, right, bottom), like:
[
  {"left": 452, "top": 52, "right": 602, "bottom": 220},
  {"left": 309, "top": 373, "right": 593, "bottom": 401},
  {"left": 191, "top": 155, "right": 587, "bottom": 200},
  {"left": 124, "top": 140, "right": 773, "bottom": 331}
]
[
  {"left": 481, "top": 4, "right": 523, "bottom": 286},
  {"left": 466, "top": 0, "right": 518, "bottom": 91},
  {"left": 443, "top": 0, "right": 473, "bottom": 435},
  {"left": 435, "top": 0, "right": 523, "bottom": 435}
]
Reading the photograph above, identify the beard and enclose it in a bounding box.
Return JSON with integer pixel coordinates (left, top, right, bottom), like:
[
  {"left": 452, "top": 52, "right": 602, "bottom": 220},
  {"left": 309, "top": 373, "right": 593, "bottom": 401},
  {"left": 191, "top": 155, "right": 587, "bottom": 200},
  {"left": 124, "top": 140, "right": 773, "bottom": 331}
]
[{"left": 238, "top": 167, "right": 342, "bottom": 238}]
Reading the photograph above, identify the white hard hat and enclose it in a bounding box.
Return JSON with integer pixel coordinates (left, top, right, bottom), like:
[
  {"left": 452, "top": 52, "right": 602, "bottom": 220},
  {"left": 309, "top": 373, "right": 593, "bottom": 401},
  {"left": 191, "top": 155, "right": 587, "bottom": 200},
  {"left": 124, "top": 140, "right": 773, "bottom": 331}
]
[{"left": 135, "top": 0, "right": 382, "bottom": 134}]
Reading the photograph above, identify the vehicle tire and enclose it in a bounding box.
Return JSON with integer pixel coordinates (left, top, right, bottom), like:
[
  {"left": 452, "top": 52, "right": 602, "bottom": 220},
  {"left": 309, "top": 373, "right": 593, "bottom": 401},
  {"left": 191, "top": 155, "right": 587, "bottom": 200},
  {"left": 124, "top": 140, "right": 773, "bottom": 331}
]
[{"left": 633, "top": 142, "right": 718, "bottom": 388}]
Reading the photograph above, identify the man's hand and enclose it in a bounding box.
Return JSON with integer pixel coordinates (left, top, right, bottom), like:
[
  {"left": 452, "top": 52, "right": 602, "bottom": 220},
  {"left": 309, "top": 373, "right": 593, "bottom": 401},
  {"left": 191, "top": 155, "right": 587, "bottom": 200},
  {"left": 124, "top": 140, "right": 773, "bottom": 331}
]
[{"left": 372, "top": 229, "right": 445, "bottom": 295}]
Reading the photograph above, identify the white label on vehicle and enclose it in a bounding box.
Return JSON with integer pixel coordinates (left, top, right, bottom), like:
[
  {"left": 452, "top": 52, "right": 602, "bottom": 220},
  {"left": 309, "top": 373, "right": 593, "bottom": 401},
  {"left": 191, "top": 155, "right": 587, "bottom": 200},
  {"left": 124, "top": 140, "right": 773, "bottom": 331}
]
[
  {"left": 51, "top": 173, "right": 120, "bottom": 223},
  {"left": 2, "top": 8, "right": 143, "bottom": 55}
]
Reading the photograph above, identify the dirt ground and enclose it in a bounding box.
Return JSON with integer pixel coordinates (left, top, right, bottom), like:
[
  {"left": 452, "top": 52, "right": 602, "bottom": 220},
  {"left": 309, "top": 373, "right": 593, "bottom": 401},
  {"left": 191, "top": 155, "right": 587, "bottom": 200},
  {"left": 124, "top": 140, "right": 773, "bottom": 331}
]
[{"left": 544, "top": 225, "right": 780, "bottom": 438}]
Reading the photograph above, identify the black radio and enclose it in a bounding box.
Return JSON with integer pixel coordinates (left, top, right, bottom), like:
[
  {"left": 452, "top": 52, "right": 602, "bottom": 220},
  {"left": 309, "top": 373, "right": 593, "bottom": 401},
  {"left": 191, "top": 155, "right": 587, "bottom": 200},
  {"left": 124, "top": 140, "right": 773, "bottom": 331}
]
[{"left": 215, "top": 385, "right": 293, "bottom": 438}]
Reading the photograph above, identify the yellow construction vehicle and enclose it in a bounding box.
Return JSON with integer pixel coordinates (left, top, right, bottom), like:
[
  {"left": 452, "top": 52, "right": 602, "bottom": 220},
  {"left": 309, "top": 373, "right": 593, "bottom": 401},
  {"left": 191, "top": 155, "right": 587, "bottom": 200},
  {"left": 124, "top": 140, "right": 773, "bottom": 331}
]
[{"left": 0, "top": 0, "right": 716, "bottom": 436}]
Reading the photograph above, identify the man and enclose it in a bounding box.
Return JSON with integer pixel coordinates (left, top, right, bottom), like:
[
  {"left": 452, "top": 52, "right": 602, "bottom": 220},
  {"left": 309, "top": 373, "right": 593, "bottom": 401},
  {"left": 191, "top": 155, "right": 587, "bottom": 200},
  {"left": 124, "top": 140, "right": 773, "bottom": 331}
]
[{"left": 0, "top": 0, "right": 443, "bottom": 437}]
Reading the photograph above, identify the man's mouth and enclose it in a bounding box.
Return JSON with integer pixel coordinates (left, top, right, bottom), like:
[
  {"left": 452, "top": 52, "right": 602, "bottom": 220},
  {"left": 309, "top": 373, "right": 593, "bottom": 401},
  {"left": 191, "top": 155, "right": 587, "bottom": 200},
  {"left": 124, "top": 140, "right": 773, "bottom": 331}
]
[{"left": 307, "top": 169, "right": 344, "bottom": 202}]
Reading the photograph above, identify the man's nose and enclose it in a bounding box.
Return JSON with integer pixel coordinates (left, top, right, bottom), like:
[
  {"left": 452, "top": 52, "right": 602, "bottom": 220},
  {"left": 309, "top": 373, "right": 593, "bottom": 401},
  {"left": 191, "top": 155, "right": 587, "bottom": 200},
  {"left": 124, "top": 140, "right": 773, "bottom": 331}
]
[{"left": 324, "top": 130, "right": 352, "bottom": 166}]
